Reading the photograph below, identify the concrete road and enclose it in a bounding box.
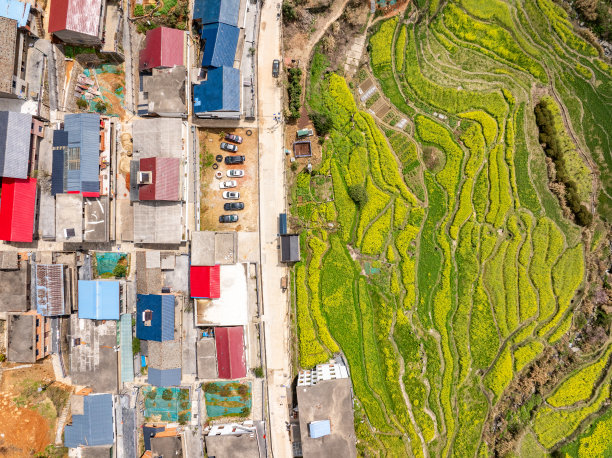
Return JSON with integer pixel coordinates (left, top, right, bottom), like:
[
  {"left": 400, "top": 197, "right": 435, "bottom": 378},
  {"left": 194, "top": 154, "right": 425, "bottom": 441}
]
[{"left": 257, "top": 2, "right": 293, "bottom": 457}]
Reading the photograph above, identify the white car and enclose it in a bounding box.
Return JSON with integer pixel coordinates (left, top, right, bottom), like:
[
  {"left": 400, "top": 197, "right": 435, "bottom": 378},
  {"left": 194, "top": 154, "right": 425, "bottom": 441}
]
[
  {"left": 227, "top": 169, "right": 244, "bottom": 178},
  {"left": 219, "top": 180, "right": 237, "bottom": 189},
  {"left": 222, "top": 191, "right": 240, "bottom": 199}
]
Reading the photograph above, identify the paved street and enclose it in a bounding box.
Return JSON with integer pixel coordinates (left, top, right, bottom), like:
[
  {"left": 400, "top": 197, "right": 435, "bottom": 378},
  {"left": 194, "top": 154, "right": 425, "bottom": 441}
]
[{"left": 257, "top": 2, "right": 293, "bottom": 457}]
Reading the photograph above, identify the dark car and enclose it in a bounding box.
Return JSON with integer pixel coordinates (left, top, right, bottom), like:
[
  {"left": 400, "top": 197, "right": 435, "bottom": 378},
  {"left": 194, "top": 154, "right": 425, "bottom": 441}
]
[
  {"left": 220, "top": 142, "right": 238, "bottom": 152},
  {"left": 224, "top": 133, "right": 243, "bottom": 144},
  {"left": 272, "top": 59, "right": 280, "bottom": 78},
  {"left": 219, "top": 214, "right": 239, "bottom": 223},
  {"left": 225, "top": 155, "right": 245, "bottom": 165},
  {"left": 224, "top": 202, "right": 245, "bottom": 211}
]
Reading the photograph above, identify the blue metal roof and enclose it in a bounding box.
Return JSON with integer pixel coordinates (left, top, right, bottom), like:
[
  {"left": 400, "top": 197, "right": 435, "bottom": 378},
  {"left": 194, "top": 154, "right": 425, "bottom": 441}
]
[
  {"left": 200, "top": 23, "right": 239, "bottom": 68},
  {"left": 193, "top": 66, "right": 240, "bottom": 114},
  {"left": 309, "top": 420, "right": 331, "bottom": 438},
  {"left": 143, "top": 426, "right": 165, "bottom": 451},
  {"left": 78, "top": 280, "right": 120, "bottom": 320},
  {"left": 63, "top": 113, "right": 100, "bottom": 193},
  {"left": 120, "top": 314, "right": 134, "bottom": 383},
  {"left": 0, "top": 111, "right": 31, "bottom": 179},
  {"left": 193, "top": 0, "right": 239, "bottom": 26},
  {"left": 136, "top": 295, "right": 175, "bottom": 342},
  {"left": 0, "top": 0, "right": 30, "bottom": 28},
  {"left": 148, "top": 368, "right": 181, "bottom": 387},
  {"left": 64, "top": 394, "right": 114, "bottom": 448}
]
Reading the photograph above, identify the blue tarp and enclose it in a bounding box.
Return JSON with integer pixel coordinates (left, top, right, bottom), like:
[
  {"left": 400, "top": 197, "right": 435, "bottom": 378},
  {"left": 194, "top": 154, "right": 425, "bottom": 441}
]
[
  {"left": 136, "top": 295, "right": 175, "bottom": 342},
  {"left": 78, "top": 280, "right": 120, "bottom": 320},
  {"left": 0, "top": 0, "right": 30, "bottom": 27},
  {"left": 148, "top": 368, "right": 181, "bottom": 387},
  {"left": 193, "top": 0, "right": 239, "bottom": 27},
  {"left": 309, "top": 420, "right": 331, "bottom": 438},
  {"left": 193, "top": 66, "right": 240, "bottom": 114},
  {"left": 200, "top": 23, "right": 239, "bottom": 68},
  {"left": 64, "top": 394, "right": 114, "bottom": 448}
]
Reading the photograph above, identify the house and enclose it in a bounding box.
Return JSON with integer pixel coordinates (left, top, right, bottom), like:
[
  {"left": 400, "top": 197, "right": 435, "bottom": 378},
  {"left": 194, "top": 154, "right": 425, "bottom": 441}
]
[
  {"left": 194, "top": 264, "right": 248, "bottom": 327},
  {"left": 193, "top": 0, "right": 240, "bottom": 28},
  {"left": 297, "top": 362, "right": 350, "bottom": 387},
  {"left": 139, "top": 26, "right": 184, "bottom": 71},
  {"left": 151, "top": 435, "right": 183, "bottom": 458},
  {"left": 32, "top": 263, "right": 70, "bottom": 316},
  {"left": 51, "top": 113, "right": 101, "bottom": 196},
  {"left": 204, "top": 421, "right": 259, "bottom": 458},
  {"left": 200, "top": 23, "right": 239, "bottom": 68},
  {"left": 0, "top": 2, "right": 31, "bottom": 99},
  {"left": 138, "top": 66, "right": 187, "bottom": 118},
  {"left": 48, "top": 0, "right": 105, "bottom": 46},
  {"left": 78, "top": 280, "right": 120, "bottom": 320},
  {"left": 296, "top": 370, "right": 357, "bottom": 458},
  {"left": 6, "top": 312, "right": 50, "bottom": 362},
  {"left": 191, "top": 231, "right": 237, "bottom": 266},
  {"left": 133, "top": 157, "right": 181, "bottom": 202},
  {"left": 190, "top": 265, "right": 220, "bottom": 299},
  {"left": 0, "top": 266, "right": 28, "bottom": 312},
  {"left": 193, "top": 66, "right": 240, "bottom": 119},
  {"left": 64, "top": 393, "right": 114, "bottom": 448},
  {"left": 55, "top": 193, "right": 83, "bottom": 242},
  {"left": 280, "top": 234, "right": 300, "bottom": 263},
  {"left": 215, "top": 326, "right": 246, "bottom": 379},
  {"left": 69, "top": 315, "right": 119, "bottom": 392},
  {"left": 143, "top": 425, "right": 166, "bottom": 451},
  {"left": 0, "top": 111, "right": 32, "bottom": 178},
  {"left": 136, "top": 294, "right": 175, "bottom": 341},
  {"left": 0, "top": 177, "right": 37, "bottom": 242},
  {"left": 147, "top": 340, "right": 181, "bottom": 387},
  {"left": 133, "top": 201, "right": 183, "bottom": 244}
]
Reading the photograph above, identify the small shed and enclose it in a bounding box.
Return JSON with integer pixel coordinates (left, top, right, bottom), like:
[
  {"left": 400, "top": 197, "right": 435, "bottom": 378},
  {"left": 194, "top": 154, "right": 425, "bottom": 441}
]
[
  {"left": 190, "top": 265, "right": 221, "bottom": 298},
  {"left": 279, "top": 213, "right": 287, "bottom": 235},
  {"left": 293, "top": 140, "right": 312, "bottom": 158},
  {"left": 280, "top": 234, "right": 300, "bottom": 263}
]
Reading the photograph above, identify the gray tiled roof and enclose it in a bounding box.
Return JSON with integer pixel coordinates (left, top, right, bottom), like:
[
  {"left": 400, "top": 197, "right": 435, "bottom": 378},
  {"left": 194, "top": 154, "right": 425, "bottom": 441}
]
[{"left": 0, "top": 111, "right": 32, "bottom": 179}]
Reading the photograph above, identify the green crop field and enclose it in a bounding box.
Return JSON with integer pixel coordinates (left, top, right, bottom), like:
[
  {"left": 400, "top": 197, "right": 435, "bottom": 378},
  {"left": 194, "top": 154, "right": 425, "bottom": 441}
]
[{"left": 291, "top": 0, "right": 612, "bottom": 456}]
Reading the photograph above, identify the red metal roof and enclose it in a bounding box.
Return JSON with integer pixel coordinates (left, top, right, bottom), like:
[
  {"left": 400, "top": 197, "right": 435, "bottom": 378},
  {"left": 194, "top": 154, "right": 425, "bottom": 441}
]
[
  {"left": 139, "top": 27, "right": 185, "bottom": 71},
  {"left": 0, "top": 178, "right": 37, "bottom": 242},
  {"left": 190, "top": 265, "right": 220, "bottom": 298},
  {"left": 49, "top": 0, "right": 102, "bottom": 36},
  {"left": 215, "top": 326, "right": 246, "bottom": 379},
  {"left": 139, "top": 157, "right": 180, "bottom": 201}
]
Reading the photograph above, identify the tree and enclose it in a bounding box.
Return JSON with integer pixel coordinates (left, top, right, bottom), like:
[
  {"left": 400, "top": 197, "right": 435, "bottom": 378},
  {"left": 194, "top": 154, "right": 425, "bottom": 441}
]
[
  {"left": 76, "top": 98, "right": 88, "bottom": 110},
  {"left": 282, "top": 1, "right": 297, "bottom": 22},
  {"left": 132, "top": 337, "right": 140, "bottom": 355},
  {"left": 310, "top": 112, "right": 333, "bottom": 136},
  {"left": 575, "top": 0, "right": 599, "bottom": 21},
  {"left": 348, "top": 184, "right": 368, "bottom": 207},
  {"left": 113, "top": 263, "right": 127, "bottom": 278}
]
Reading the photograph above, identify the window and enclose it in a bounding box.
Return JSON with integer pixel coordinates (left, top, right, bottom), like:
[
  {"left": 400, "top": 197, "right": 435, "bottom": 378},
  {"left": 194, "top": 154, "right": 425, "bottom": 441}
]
[
  {"left": 35, "top": 349, "right": 39, "bottom": 356},
  {"left": 36, "top": 335, "right": 39, "bottom": 342},
  {"left": 36, "top": 319, "right": 39, "bottom": 326}
]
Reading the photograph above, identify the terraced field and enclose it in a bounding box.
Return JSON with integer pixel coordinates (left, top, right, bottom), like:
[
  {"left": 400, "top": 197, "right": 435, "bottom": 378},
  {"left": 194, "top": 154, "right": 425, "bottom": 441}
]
[{"left": 291, "top": 0, "right": 611, "bottom": 456}]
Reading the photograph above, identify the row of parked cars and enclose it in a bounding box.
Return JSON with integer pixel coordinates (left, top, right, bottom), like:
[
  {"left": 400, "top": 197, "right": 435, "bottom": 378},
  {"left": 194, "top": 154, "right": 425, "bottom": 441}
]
[{"left": 219, "top": 133, "right": 246, "bottom": 223}]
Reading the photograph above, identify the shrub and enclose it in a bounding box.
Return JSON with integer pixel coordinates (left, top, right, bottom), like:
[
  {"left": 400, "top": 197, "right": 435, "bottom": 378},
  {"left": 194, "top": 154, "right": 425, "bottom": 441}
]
[
  {"left": 287, "top": 67, "right": 303, "bottom": 119},
  {"left": 282, "top": 1, "right": 297, "bottom": 22},
  {"left": 146, "top": 389, "right": 157, "bottom": 399},
  {"left": 76, "top": 98, "right": 88, "bottom": 109},
  {"left": 132, "top": 337, "right": 140, "bottom": 355},
  {"left": 253, "top": 366, "right": 264, "bottom": 378},
  {"left": 133, "top": 4, "right": 144, "bottom": 16},
  {"left": 162, "top": 389, "right": 173, "bottom": 401},
  {"left": 178, "top": 389, "right": 189, "bottom": 400},
  {"left": 113, "top": 263, "right": 127, "bottom": 278}
]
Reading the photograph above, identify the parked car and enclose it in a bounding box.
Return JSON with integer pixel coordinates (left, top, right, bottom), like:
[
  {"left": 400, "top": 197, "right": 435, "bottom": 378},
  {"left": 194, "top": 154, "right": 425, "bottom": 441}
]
[
  {"left": 224, "top": 202, "right": 245, "bottom": 211},
  {"left": 220, "top": 142, "right": 238, "bottom": 152},
  {"left": 219, "top": 180, "right": 237, "bottom": 189},
  {"left": 227, "top": 169, "right": 244, "bottom": 177},
  {"left": 224, "top": 133, "right": 243, "bottom": 144},
  {"left": 219, "top": 214, "right": 239, "bottom": 223},
  {"left": 222, "top": 191, "right": 240, "bottom": 199},
  {"left": 225, "top": 155, "right": 245, "bottom": 165},
  {"left": 272, "top": 59, "right": 280, "bottom": 77}
]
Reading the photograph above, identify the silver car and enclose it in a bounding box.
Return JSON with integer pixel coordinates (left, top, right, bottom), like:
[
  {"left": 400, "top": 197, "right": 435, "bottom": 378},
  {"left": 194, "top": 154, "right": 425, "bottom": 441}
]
[
  {"left": 219, "top": 180, "right": 237, "bottom": 189},
  {"left": 227, "top": 170, "right": 244, "bottom": 178},
  {"left": 222, "top": 191, "right": 240, "bottom": 199}
]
